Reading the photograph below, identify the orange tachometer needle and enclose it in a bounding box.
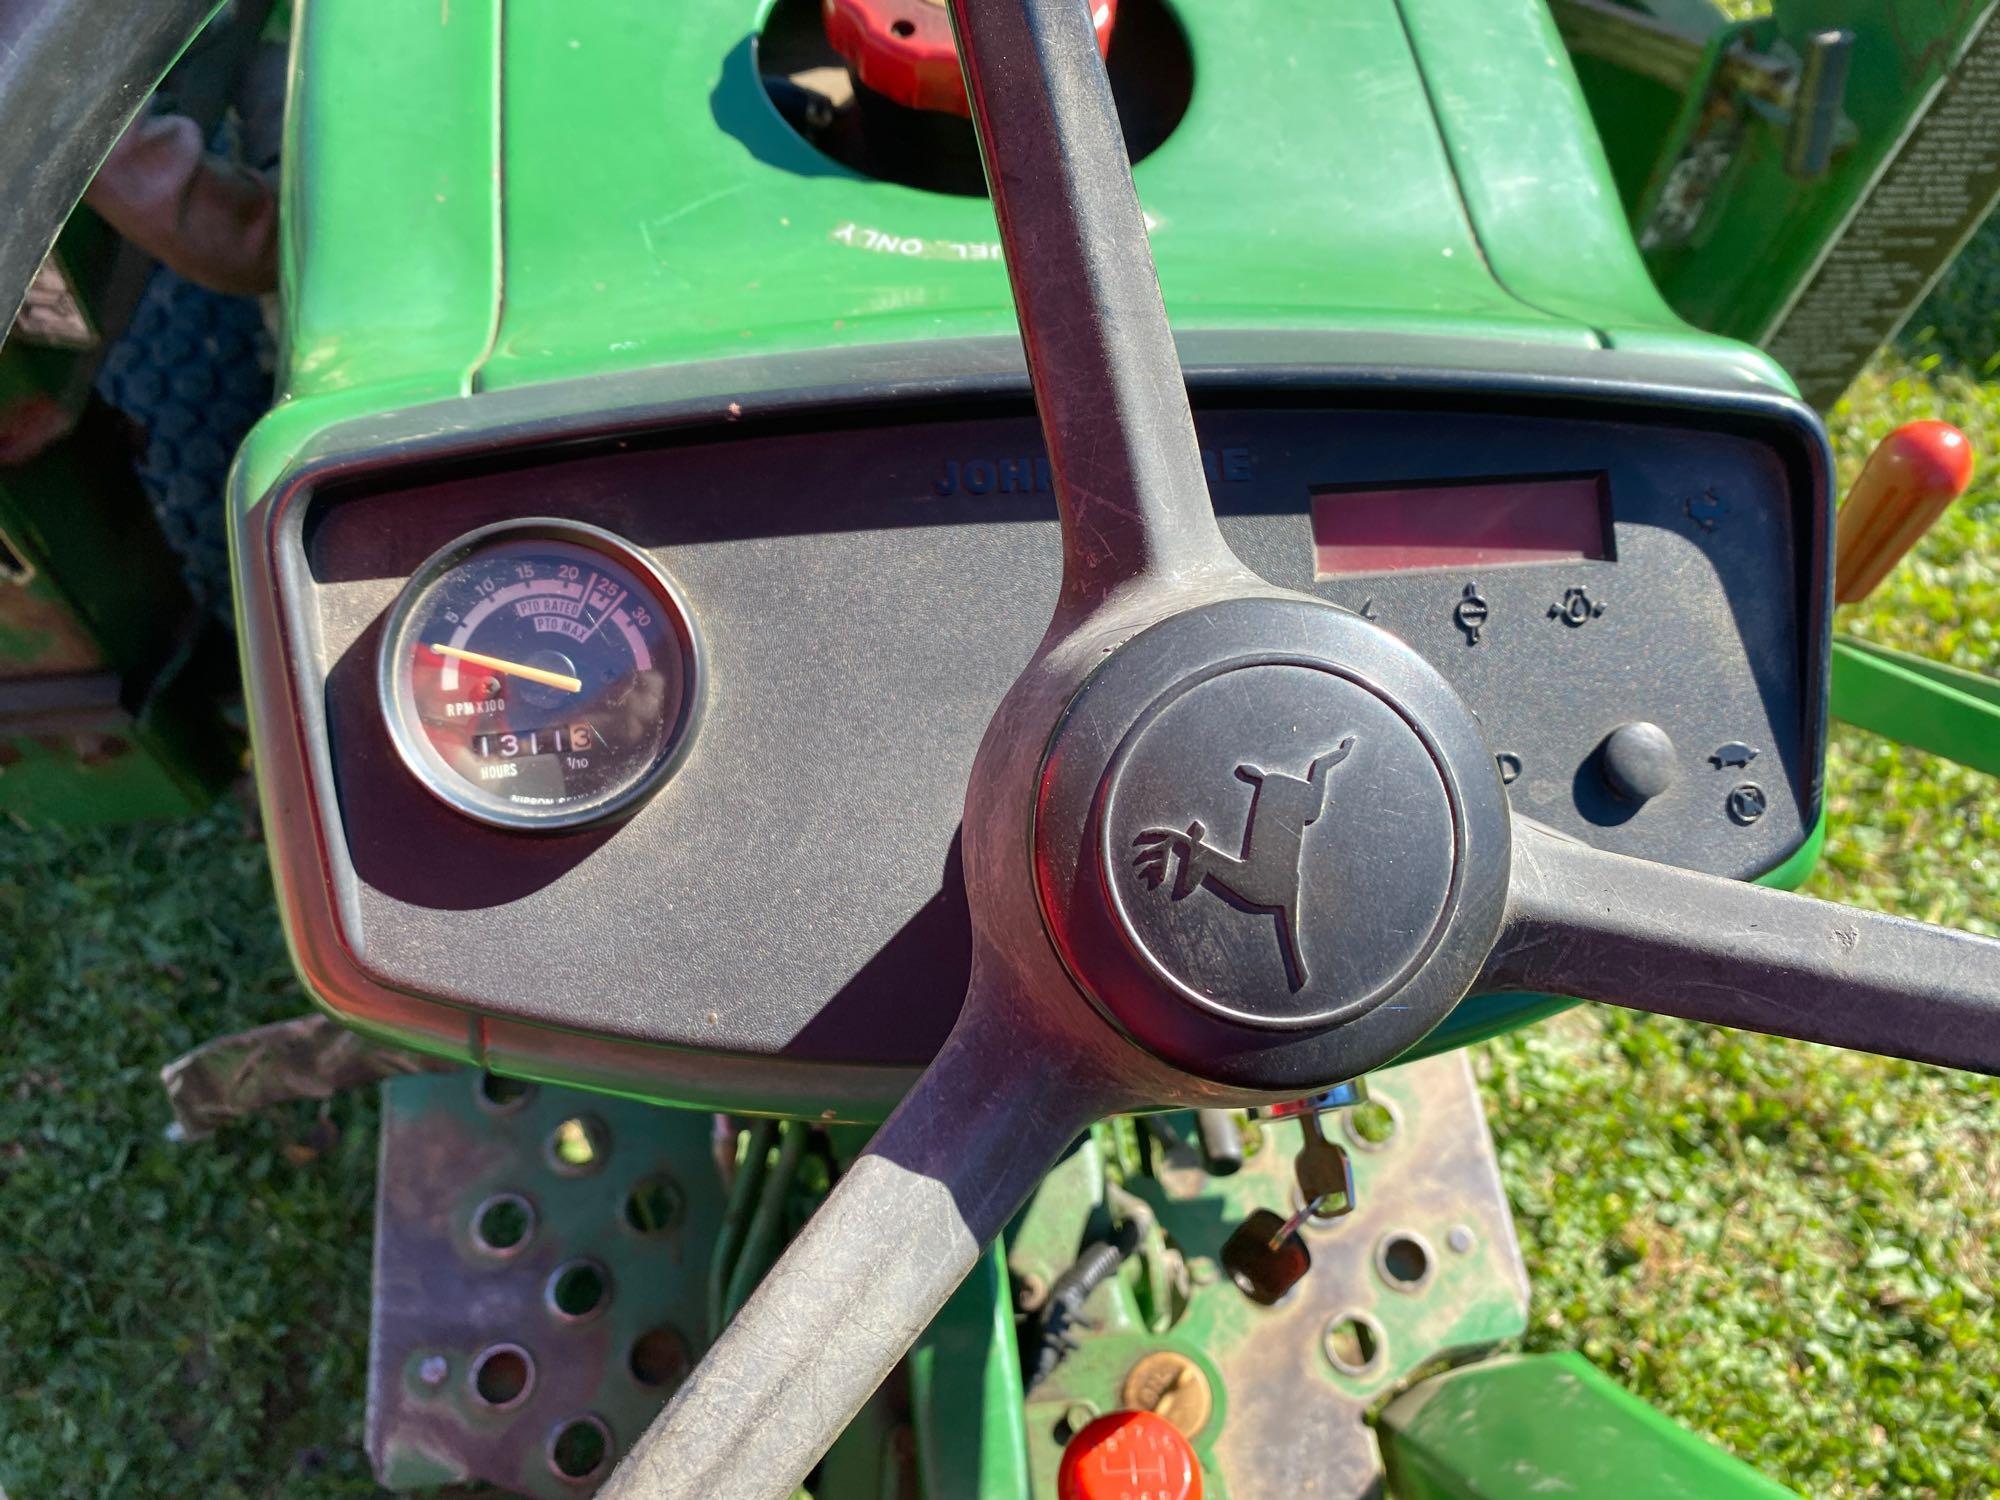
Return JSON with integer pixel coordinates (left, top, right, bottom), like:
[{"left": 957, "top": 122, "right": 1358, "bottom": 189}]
[{"left": 429, "top": 644, "right": 583, "bottom": 694}]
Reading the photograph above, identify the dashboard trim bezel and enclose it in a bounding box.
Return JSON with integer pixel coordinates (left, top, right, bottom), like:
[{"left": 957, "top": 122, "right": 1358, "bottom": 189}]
[{"left": 233, "top": 331, "right": 1833, "bottom": 1121}]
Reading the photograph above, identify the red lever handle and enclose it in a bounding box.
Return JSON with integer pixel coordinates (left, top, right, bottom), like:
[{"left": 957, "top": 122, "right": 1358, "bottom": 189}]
[{"left": 1833, "top": 419, "right": 1975, "bottom": 604}]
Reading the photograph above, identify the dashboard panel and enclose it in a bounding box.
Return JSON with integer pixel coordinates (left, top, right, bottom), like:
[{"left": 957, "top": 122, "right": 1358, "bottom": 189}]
[{"left": 245, "top": 350, "right": 1831, "bottom": 1116}]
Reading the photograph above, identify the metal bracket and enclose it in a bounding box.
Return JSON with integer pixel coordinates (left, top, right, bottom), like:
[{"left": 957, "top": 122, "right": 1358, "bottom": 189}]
[
  {"left": 1018, "top": 1052, "right": 1527, "bottom": 1498},
  {"left": 1831, "top": 636, "right": 2000, "bottom": 777}
]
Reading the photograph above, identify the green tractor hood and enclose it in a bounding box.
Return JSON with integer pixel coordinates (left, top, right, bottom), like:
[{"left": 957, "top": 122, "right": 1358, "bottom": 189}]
[{"left": 254, "top": 0, "right": 1793, "bottom": 498}]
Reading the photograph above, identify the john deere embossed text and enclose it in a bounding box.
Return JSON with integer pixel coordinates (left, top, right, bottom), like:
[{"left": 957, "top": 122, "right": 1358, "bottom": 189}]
[{"left": 1132, "top": 736, "right": 1357, "bottom": 989}]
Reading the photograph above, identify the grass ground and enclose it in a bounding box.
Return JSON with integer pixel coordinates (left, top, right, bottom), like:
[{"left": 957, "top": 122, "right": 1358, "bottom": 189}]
[
  {"left": 1483, "top": 235, "right": 2000, "bottom": 1496},
  {"left": 3, "top": 237, "right": 1999, "bottom": 1500}
]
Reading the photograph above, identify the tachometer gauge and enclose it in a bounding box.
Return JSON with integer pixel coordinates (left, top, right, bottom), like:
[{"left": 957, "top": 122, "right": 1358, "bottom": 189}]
[{"left": 377, "top": 519, "right": 702, "bottom": 830}]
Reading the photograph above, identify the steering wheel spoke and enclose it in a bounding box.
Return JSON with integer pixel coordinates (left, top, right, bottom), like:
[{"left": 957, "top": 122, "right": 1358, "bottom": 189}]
[
  {"left": 598, "top": 970, "right": 1106, "bottom": 1500},
  {"left": 1483, "top": 819, "right": 2000, "bottom": 1074},
  {"left": 0, "top": 0, "right": 222, "bottom": 331},
  {"left": 950, "top": 0, "right": 1240, "bottom": 611}
]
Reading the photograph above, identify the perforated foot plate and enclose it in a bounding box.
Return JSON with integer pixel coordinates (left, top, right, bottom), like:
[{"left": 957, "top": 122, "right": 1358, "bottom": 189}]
[{"left": 366, "top": 1072, "right": 723, "bottom": 1496}]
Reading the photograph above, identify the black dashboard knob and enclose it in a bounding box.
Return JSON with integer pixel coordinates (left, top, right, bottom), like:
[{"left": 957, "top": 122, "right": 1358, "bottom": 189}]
[{"left": 1599, "top": 721, "right": 1676, "bottom": 804}]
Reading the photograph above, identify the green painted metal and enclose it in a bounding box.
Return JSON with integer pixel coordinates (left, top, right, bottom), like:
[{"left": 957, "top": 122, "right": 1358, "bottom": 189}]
[
  {"left": 1013, "top": 1060, "right": 1530, "bottom": 1500},
  {"left": 0, "top": 431, "right": 191, "bottom": 670},
  {"left": 707, "top": 1119, "right": 777, "bottom": 1337},
  {"left": 354, "top": 1073, "right": 1789, "bottom": 1497},
  {"left": 1009, "top": 1126, "right": 1228, "bottom": 1500},
  {"left": 1395, "top": 0, "right": 1689, "bottom": 340},
  {"left": 721, "top": 1119, "right": 811, "bottom": 1322},
  {"left": 276, "top": 0, "right": 500, "bottom": 408},
  {"left": 1558, "top": 0, "right": 2000, "bottom": 404},
  {"left": 1023, "top": 1334, "right": 1233, "bottom": 1500},
  {"left": 814, "top": 1384, "right": 916, "bottom": 1500},
  {"left": 1007, "top": 1133, "right": 1108, "bottom": 1272},
  {"left": 1564, "top": 0, "right": 1731, "bottom": 210},
  {"left": 1639, "top": 0, "right": 2000, "bottom": 344},
  {"left": 243, "top": 0, "right": 1801, "bottom": 500},
  {"left": 1831, "top": 636, "right": 2000, "bottom": 776},
  {"left": 1623, "top": 15, "right": 1756, "bottom": 235},
  {"left": 218, "top": 4, "right": 1943, "bottom": 1492},
  {"left": 908, "top": 1246, "right": 1033, "bottom": 1500},
  {"left": 0, "top": 714, "right": 214, "bottom": 824},
  {"left": 0, "top": 403, "right": 237, "bottom": 824},
  {"left": 0, "top": 0, "right": 278, "bottom": 825},
  {"left": 1379, "top": 1352, "right": 1796, "bottom": 1499},
  {"left": 482, "top": 0, "right": 1588, "bottom": 392}
]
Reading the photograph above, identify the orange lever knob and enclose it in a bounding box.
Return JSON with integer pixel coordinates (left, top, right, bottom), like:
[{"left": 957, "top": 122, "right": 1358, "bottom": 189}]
[{"left": 1834, "top": 419, "right": 1975, "bottom": 604}]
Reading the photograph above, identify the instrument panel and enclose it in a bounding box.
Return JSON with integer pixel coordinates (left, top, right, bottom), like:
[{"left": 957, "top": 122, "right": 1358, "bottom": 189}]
[
  {"left": 249, "top": 359, "right": 1829, "bottom": 1116},
  {"left": 377, "top": 520, "right": 703, "bottom": 829}
]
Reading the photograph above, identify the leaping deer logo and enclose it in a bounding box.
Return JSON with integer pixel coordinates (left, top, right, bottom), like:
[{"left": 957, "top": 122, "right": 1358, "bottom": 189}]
[{"left": 1132, "top": 736, "right": 1356, "bottom": 991}]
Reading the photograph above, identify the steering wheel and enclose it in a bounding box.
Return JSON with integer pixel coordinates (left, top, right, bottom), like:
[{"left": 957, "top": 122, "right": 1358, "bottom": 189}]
[
  {"left": 6, "top": 3, "right": 1992, "bottom": 1496},
  {"left": 580, "top": 1, "right": 2000, "bottom": 1496}
]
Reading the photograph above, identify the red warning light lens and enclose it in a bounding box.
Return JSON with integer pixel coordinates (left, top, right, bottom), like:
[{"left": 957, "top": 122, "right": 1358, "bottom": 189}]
[{"left": 1310, "top": 474, "right": 1612, "bottom": 578}]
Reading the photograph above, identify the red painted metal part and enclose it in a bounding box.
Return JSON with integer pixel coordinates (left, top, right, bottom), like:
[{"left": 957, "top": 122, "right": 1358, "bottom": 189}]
[{"left": 823, "top": 0, "right": 1117, "bottom": 117}]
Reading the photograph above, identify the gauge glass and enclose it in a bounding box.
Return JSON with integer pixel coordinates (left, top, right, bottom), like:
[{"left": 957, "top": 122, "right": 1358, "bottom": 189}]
[{"left": 378, "top": 521, "right": 700, "bottom": 829}]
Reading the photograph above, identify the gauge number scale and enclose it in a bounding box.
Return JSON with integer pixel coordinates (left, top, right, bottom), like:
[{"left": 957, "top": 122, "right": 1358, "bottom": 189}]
[{"left": 378, "top": 520, "right": 702, "bottom": 829}]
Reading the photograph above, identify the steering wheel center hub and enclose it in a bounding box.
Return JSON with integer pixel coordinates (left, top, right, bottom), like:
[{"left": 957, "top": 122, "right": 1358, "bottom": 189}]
[
  {"left": 1104, "top": 660, "right": 1459, "bottom": 1026},
  {"left": 1035, "top": 597, "right": 1511, "bottom": 1091}
]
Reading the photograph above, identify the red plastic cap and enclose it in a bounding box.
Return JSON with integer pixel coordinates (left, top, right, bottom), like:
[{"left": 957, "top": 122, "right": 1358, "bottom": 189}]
[
  {"left": 1057, "top": 1411, "right": 1202, "bottom": 1500},
  {"left": 823, "top": 0, "right": 1117, "bottom": 117},
  {"left": 1876, "top": 418, "right": 1976, "bottom": 493},
  {"left": 1833, "top": 419, "right": 1976, "bottom": 603}
]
